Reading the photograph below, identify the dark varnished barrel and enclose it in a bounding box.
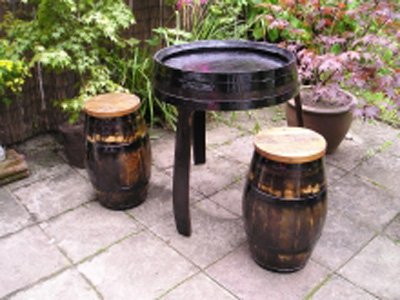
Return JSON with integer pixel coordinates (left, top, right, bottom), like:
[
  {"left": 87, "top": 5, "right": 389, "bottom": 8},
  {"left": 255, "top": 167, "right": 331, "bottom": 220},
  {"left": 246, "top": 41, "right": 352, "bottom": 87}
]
[
  {"left": 84, "top": 93, "right": 151, "bottom": 210},
  {"left": 243, "top": 127, "right": 327, "bottom": 272}
]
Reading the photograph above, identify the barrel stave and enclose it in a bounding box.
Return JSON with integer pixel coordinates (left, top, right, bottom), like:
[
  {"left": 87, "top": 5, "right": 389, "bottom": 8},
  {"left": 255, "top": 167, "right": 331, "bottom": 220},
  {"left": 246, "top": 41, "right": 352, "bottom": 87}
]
[
  {"left": 85, "top": 112, "right": 151, "bottom": 210},
  {"left": 243, "top": 152, "right": 327, "bottom": 272}
]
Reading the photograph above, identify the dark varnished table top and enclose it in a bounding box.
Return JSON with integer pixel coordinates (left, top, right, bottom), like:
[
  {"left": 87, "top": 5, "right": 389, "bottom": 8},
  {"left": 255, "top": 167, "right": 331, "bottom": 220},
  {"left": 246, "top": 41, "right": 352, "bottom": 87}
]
[{"left": 154, "top": 40, "right": 299, "bottom": 111}]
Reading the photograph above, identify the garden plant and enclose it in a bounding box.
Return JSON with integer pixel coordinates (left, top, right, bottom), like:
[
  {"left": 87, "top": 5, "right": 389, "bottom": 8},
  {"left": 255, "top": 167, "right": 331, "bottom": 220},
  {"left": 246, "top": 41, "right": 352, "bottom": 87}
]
[
  {"left": 244, "top": 0, "right": 400, "bottom": 125},
  {"left": 0, "top": 0, "right": 399, "bottom": 130},
  {"left": 163, "top": 0, "right": 399, "bottom": 126},
  {"left": 1, "top": 0, "right": 137, "bottom": 123}
]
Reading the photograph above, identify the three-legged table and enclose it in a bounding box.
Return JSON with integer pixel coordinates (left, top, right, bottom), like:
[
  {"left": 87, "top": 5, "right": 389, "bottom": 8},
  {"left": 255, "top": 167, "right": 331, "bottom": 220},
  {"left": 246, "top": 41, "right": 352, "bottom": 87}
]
[{"left": 153, "top": 40, "right": 303, "bottom": 236}]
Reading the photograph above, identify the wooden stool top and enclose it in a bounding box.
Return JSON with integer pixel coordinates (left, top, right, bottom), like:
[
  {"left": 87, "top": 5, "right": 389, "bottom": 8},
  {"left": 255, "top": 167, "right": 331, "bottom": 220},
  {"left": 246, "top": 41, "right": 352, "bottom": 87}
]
[
  {"left": 84, "top": 93, "right": 140, "bottom": 118},
  {"left": 254, "top": 127, "right": 326, "bottom": 164}
]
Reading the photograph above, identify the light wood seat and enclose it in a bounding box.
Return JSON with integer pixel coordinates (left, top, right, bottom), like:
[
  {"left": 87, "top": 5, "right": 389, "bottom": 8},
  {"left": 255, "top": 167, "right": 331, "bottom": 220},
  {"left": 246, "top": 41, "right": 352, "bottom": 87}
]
[
  {"left": 84, "top": 93, "right": 140, "bottom": 118},
  {"left": 254, "top": 127, "right": 327, "bottom": 164}
]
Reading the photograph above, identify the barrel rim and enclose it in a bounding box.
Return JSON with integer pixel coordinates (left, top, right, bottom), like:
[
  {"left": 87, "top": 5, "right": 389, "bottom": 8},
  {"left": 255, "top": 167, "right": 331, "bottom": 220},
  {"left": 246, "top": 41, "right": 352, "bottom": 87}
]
[
  {"left": 153, "top": 40, "right": 296, "bottom": 76},
  {"left": 153, "top": 40, "right": 299, "bottom": 109}
]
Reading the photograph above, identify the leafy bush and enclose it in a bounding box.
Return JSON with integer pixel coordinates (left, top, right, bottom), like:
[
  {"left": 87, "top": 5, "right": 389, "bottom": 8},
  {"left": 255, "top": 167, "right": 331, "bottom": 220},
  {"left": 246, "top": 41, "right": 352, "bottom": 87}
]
[
  {"left": 1, "top": 0, "right": 137, "bottom": 123},
  {"left": 0, "top": 37, "right": 29, "bottom": 105},
  {"left": 0, "top": 59, "right": 28, "bottom": 106}
]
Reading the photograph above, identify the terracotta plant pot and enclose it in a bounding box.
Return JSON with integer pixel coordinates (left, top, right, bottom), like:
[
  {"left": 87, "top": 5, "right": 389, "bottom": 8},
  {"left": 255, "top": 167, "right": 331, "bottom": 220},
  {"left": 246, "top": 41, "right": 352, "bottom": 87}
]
[
  {"left": 286, "top": 86, "right": 357, "bottom": 154},
  {"left": 58, "top": 122, "right": 85, "bottom": 168}
]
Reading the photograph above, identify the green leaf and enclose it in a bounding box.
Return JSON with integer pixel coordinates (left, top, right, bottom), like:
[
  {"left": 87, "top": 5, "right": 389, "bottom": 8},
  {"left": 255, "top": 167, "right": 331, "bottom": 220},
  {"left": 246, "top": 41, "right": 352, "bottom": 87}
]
[
  {"left": 383, "top": 49, "right": 393, "bottom": 62},
  {"left": 289, "top": 16, "right": 302, "bottom": 29},
  {"left": 252, "top": 25, "right": 265, "bottom": 40},
  {"left": 267, "top": 28, "right": 279, "bottom": 42},
  {"left": 330, "top": 44, "right": 342, "bottom": 54}
]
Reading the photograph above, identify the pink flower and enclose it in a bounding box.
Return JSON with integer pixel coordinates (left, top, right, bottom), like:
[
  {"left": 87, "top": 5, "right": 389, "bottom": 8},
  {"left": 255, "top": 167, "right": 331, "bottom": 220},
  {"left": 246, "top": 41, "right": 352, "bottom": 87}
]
[{"left": 176, "top": 0, "right": 187, "bottom": 10}]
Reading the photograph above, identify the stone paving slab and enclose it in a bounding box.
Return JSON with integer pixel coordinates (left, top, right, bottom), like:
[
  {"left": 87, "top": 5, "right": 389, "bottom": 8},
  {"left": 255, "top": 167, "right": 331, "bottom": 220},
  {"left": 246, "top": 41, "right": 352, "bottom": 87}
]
[
  {"left": 311, "top": 275, "right": 378, "bottom": 300},
  {"left": 384, "top": 213, "right": 400, "bottom": 243},
  {"left": 12, "top": 168, "right": 94, "bottom": 221},
  {"left": 8, "top": 269, "right": 100, "bottom": 300},
  {"left": 208, "top": 180, "right": 245, "bottom": 217},
  {"left": 41, "top": 202, "right": 142, "bottom": 263},
  {"left": 8, "top": 135, "right": 68, "bottom": 190},
  {"left": 15, "top": 134, "right": 62, "bottom": 154},
  {"left": 214, "top": 107, "right": 286, "bottom": 133},
  {"left": 78, "top": 231, "right": 198, "bottom": 300},
  {"left": 324, "top": 162, "right": 348, "bottom": 186},
  {"left": 338, "top": 235, "right": 400, "bottom": 299},
  {"left": 151, "top": 199, "right": 246, "bottom": 268},
  {"left": 325, "top": 120, "right": 399, "bottom": 172},
  {"left": 355, "top": 142, "right": 400, "bottom": 195},
  {"left": 311, "top": 209, "right": 376, "bottom": 271},
  {"left": 206, "top": 123, "right": 246, "bottom": 150},
  {"left": 210, "top": 134, "right": 255, "bottom": 165},
  {"left": 127, "top": 167, "right": 204, "bottom": 229},
  {"left": 0, "top": 226, "right": 69, "bottom": 298},
  {"left": 165, "top": 153, "right": 248, "bottom": 198},
  {"left": 161, "top": 272, "right": 236, "bottom": 300},
  {"left": 0, "top": 187, "right": 32, "bottom": 237},
  {"left": 206, "top": 245, "right": 330, "bottom": 300},
  {"left": 6, "top": 155, "right": 72, "bottom": 192},
  {"left": 328, "top": 173, "right": 400, "bottom": 231},
  {"left": 149, "top": 129, "right": 176, "bottom": 170}
]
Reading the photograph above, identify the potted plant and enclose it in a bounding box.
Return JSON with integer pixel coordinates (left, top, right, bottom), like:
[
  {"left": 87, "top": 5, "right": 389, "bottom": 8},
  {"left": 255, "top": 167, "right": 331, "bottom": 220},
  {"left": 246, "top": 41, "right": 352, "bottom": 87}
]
[
  {"left": 245, "top": 0, "right": 399, "bottom": 152},
  {"left": 285, "top": 48, "right": 358, "bottom": 154}
]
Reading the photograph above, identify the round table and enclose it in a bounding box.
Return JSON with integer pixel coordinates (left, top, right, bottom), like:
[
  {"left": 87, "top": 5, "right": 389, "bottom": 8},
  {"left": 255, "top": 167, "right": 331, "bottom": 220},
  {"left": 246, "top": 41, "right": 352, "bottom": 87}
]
[{"left": 153, "top": 40, "right": 303, "bottom": 236}]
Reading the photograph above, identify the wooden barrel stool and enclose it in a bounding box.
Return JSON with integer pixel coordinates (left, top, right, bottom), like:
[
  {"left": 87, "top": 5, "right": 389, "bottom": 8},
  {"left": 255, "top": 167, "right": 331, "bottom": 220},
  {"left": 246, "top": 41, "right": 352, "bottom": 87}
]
[
  {"left": 243, "top": 127, "right": 327, "bottom": 272},
  {"left": 84, "top": 93, "right": 151, "bottom": 210}
]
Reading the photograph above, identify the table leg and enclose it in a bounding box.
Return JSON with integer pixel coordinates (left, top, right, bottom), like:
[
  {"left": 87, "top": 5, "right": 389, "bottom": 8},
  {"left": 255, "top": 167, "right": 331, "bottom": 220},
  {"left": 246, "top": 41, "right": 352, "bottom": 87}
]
[
  {"left": 173, "top": 107, "right": 192, "bottom": 236},
  {"left": 192, "top": 110, "right": 206, "bottom": 165},
  {"left": 294, "top": 94, "right": 304, "bottom": 127}
]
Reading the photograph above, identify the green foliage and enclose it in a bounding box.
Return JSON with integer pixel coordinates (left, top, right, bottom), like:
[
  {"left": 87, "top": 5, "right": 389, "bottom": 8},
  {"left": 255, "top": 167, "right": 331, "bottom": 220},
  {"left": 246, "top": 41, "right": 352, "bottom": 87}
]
[
  {"left": 244, "top": 0, "right": 360, "bottom": 46},
  {"left": 0, "top": 55, "right": 29, "bottom": 105},
  {"left": 0, "top": 36, "right": 29, "bottom": 105},
  {"left": 0, "top": 59, "right": 28, "bottom": 105},
  {"left": 116, "top": 47, "right": 177, "bottom": 129},
  {"left": 1, "top": 0, "right": 137, "bottom": 122},
  {"left": 151, "top": 0, "right": 247, "bottom": 46},
  {"left": 354, "top": 90, "right": 400, "bottom": 127}
]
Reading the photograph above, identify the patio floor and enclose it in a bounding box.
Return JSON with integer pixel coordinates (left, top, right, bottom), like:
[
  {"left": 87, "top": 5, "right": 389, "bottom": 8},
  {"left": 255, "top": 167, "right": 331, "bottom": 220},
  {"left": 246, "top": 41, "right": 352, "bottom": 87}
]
[{"left": 1, "top": 107, "right": 399, "bottom": 300}]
